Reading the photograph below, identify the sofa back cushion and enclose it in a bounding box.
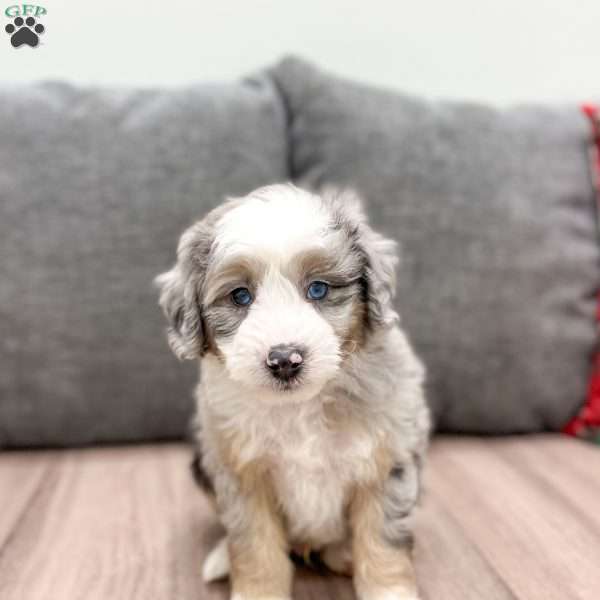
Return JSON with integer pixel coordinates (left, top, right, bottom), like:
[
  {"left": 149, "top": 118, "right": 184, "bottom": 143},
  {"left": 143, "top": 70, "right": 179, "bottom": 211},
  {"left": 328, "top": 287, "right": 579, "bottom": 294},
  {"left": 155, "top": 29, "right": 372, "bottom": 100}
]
[
  {"left": 2, "top": 60, "right": 597, "bottom": 445},
  {"left": 0, "top": 77, "right": 287, "bottom": 447},
  {"left": 271, "top": 57, "right": 598, "bottom": 433}
]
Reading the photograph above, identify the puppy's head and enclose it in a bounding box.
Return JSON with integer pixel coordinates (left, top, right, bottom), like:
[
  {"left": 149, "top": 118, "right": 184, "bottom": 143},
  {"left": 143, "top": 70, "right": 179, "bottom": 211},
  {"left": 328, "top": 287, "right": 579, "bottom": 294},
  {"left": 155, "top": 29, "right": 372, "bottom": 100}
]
[{"left": 156, "top": 185, "right": 398, "bottom": 403}]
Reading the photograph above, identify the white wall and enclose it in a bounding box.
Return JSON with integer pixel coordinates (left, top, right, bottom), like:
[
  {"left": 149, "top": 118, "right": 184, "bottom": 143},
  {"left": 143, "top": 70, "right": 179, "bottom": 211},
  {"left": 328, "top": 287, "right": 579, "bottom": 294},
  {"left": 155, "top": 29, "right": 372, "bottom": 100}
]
[{"left": 1, "top": 0, "right": 599, "bottom": 105}]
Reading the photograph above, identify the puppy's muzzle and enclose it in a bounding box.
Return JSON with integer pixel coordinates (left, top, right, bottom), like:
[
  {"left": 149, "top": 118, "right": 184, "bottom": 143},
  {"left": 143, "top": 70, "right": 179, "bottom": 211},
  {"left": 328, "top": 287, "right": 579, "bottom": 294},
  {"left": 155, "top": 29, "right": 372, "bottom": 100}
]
[{"left": 266, "top": 344, "right": 304, "bottom": 382}]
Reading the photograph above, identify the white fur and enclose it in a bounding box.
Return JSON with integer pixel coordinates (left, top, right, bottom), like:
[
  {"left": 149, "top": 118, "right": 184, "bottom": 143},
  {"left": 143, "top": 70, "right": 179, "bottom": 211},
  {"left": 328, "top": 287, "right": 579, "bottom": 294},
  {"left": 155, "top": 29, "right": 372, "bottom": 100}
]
[
  {"left": 200, "top": 324, "right": 425, "bottom": 544},
  {"left": 202, "top": 353, "right": 375, "bottom": 543},
  {"left": 206, "top": 188, "right": 344, "bottom": 405},
  {"left": 357, "top": 591, "right": 419, "bottom": 600},
  {"left": 157, "top": 185, "right": 429, "bottom": 600},
  {"left": 218, "top": 269, "right": 341, "bottom": 405},
  {"left": 202, "top": 536, "right": 229, "bottom": 582},
  {"left": 213, "top": 186, "right": 330, "bottom": 266},
  {"left": 231, "top": 596, "right": 291, "bottom": 600}
]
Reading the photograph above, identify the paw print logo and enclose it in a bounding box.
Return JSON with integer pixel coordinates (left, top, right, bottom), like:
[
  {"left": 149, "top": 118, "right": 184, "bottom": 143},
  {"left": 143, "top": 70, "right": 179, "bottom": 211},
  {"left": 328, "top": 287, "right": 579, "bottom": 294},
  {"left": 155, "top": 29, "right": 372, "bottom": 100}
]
[{"left": 5, "top": 16, "right": 45, "bottom": 48}]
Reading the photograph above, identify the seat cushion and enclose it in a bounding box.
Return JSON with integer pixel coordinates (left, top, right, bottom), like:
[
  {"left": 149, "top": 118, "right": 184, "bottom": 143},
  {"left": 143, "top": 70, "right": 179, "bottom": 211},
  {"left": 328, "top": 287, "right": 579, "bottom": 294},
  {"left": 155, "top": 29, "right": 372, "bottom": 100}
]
[
  {"left": 270, "top": 57, "right": 599, "bottom": 433},
  {"left": 0, "top": 76, "right": 288, "bottom": 447}
]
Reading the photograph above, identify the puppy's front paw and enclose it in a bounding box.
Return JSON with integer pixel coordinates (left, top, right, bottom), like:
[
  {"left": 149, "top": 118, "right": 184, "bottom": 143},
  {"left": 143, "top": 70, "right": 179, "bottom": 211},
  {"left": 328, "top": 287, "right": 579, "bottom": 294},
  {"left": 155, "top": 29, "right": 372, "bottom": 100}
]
[
  {"left": 360, "top": 593, "right": 419, "bottom": 600},
  {"left": 231, "top": 595, "right": 291, "bottom": 600},
  {"left": 356, "top": 586, "right": 420, "bottom": 600},
  {"left": 202, "top": 536, "right": 230, "bottom": 582}
]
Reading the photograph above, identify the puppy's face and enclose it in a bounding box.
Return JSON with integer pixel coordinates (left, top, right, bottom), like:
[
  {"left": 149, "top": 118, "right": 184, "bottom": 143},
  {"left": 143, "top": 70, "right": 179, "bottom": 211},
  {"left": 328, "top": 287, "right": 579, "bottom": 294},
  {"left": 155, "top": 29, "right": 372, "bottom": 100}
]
[{"left": 156, "top": 185, "right": 398, "bottom": 404}]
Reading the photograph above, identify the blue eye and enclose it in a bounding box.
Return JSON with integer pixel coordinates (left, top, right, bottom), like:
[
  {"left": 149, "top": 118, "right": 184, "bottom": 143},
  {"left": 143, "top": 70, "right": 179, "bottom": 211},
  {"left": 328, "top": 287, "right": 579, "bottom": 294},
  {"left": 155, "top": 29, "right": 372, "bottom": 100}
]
[
  {"left": 231, "top": 287, "right": 253, "bottom": 306},
  {"left": 307, "top": 281, "right": 329, "bottom": 301}
]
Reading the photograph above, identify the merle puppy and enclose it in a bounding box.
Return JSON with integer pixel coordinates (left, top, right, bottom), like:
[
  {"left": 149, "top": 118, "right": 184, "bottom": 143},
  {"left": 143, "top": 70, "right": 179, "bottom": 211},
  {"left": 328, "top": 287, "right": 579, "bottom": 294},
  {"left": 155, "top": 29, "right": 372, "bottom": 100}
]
[{"left": 156, "top": 184, "right": 429, "bottom": 600}]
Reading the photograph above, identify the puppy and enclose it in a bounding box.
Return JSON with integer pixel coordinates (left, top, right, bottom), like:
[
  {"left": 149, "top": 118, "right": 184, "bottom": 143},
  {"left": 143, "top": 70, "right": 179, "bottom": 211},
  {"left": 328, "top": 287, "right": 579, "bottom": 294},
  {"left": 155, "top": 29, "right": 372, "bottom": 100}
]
[{"left": 156, "top": 184, "right": 430, "bottom": 600}]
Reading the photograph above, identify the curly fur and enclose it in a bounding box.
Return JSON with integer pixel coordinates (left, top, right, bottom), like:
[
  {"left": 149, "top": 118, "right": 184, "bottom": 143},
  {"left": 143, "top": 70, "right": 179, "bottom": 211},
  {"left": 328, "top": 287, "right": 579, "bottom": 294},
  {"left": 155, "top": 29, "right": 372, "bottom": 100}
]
[{"left": 156, "top": 184, "right": 430, "bottom": 600}]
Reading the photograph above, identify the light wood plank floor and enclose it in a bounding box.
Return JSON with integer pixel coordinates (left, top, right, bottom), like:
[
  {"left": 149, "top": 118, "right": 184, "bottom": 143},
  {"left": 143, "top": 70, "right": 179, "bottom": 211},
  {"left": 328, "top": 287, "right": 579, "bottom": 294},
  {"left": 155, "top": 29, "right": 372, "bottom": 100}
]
[{"left": 1, "top": 435, "right": 599, "bottom": 600}]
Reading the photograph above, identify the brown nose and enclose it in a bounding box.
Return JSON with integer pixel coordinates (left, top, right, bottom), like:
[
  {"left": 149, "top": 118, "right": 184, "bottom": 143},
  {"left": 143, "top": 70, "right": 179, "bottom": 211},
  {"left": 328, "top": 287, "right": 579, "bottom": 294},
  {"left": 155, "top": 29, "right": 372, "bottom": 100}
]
[{"left": 266, "top": 345, "right": 304, "bottom": 381}]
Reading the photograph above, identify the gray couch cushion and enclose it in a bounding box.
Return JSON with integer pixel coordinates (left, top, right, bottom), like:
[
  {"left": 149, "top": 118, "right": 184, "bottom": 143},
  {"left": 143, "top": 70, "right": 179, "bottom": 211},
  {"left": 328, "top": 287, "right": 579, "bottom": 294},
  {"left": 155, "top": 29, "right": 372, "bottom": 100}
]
[
  {"left": 0, "top": 76, "right": 287, "bottom": 447},
  {"left": 270, "top": 57, "right": 599, "bottom": 433}
]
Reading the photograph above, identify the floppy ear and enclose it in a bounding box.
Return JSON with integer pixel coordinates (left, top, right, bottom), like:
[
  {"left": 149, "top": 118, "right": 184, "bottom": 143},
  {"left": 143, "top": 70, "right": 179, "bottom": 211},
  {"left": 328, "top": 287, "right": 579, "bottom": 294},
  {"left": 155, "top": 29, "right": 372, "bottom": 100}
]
[
  {"left": 155, "top": 197, "right": 243, "bottom": 359},
  {"left": 359, "top": 220, "right": 400, "bottom": 329},
  {"left": 155, "top": 221, "right": 212, "bottom": 360},
  {"left": 155, "top": 266, "right": 203, "bottom": 360},
  {"left": 324, "top": 188, "right": 400, "bottom": 329}
]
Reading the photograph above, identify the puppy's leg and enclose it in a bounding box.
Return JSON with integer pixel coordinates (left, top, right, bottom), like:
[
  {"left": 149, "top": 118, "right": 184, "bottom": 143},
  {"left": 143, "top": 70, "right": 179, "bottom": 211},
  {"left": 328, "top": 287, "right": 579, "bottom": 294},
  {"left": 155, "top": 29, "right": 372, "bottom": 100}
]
[
  {"left": 220, "top": 467, "right": 293, "bottom": 600},
  {"left": 350, "top": 481, "right": 419, "bottom": 600}
]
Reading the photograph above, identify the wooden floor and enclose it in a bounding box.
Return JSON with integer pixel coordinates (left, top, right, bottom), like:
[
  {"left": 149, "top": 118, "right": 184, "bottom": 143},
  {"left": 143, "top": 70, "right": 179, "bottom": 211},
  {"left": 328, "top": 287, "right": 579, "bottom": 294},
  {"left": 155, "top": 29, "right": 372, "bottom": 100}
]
[{"left": 1, "top": 435, "right": 599, "bottom": 600}]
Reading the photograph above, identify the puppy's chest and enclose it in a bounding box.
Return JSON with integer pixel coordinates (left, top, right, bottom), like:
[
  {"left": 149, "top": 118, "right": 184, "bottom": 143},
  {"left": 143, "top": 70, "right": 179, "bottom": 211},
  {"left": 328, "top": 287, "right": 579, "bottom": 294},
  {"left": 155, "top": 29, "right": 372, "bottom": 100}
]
[{"left": 268, "top": 419, "right": 375, "bottom": 545}]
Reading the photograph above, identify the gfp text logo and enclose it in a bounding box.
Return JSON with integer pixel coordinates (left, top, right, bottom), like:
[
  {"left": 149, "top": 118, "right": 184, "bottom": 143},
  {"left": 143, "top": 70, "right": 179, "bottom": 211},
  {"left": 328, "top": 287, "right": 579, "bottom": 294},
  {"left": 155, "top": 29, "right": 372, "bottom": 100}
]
[{"left": 4, "top": 4, "right": 46, "bottom": 47}]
